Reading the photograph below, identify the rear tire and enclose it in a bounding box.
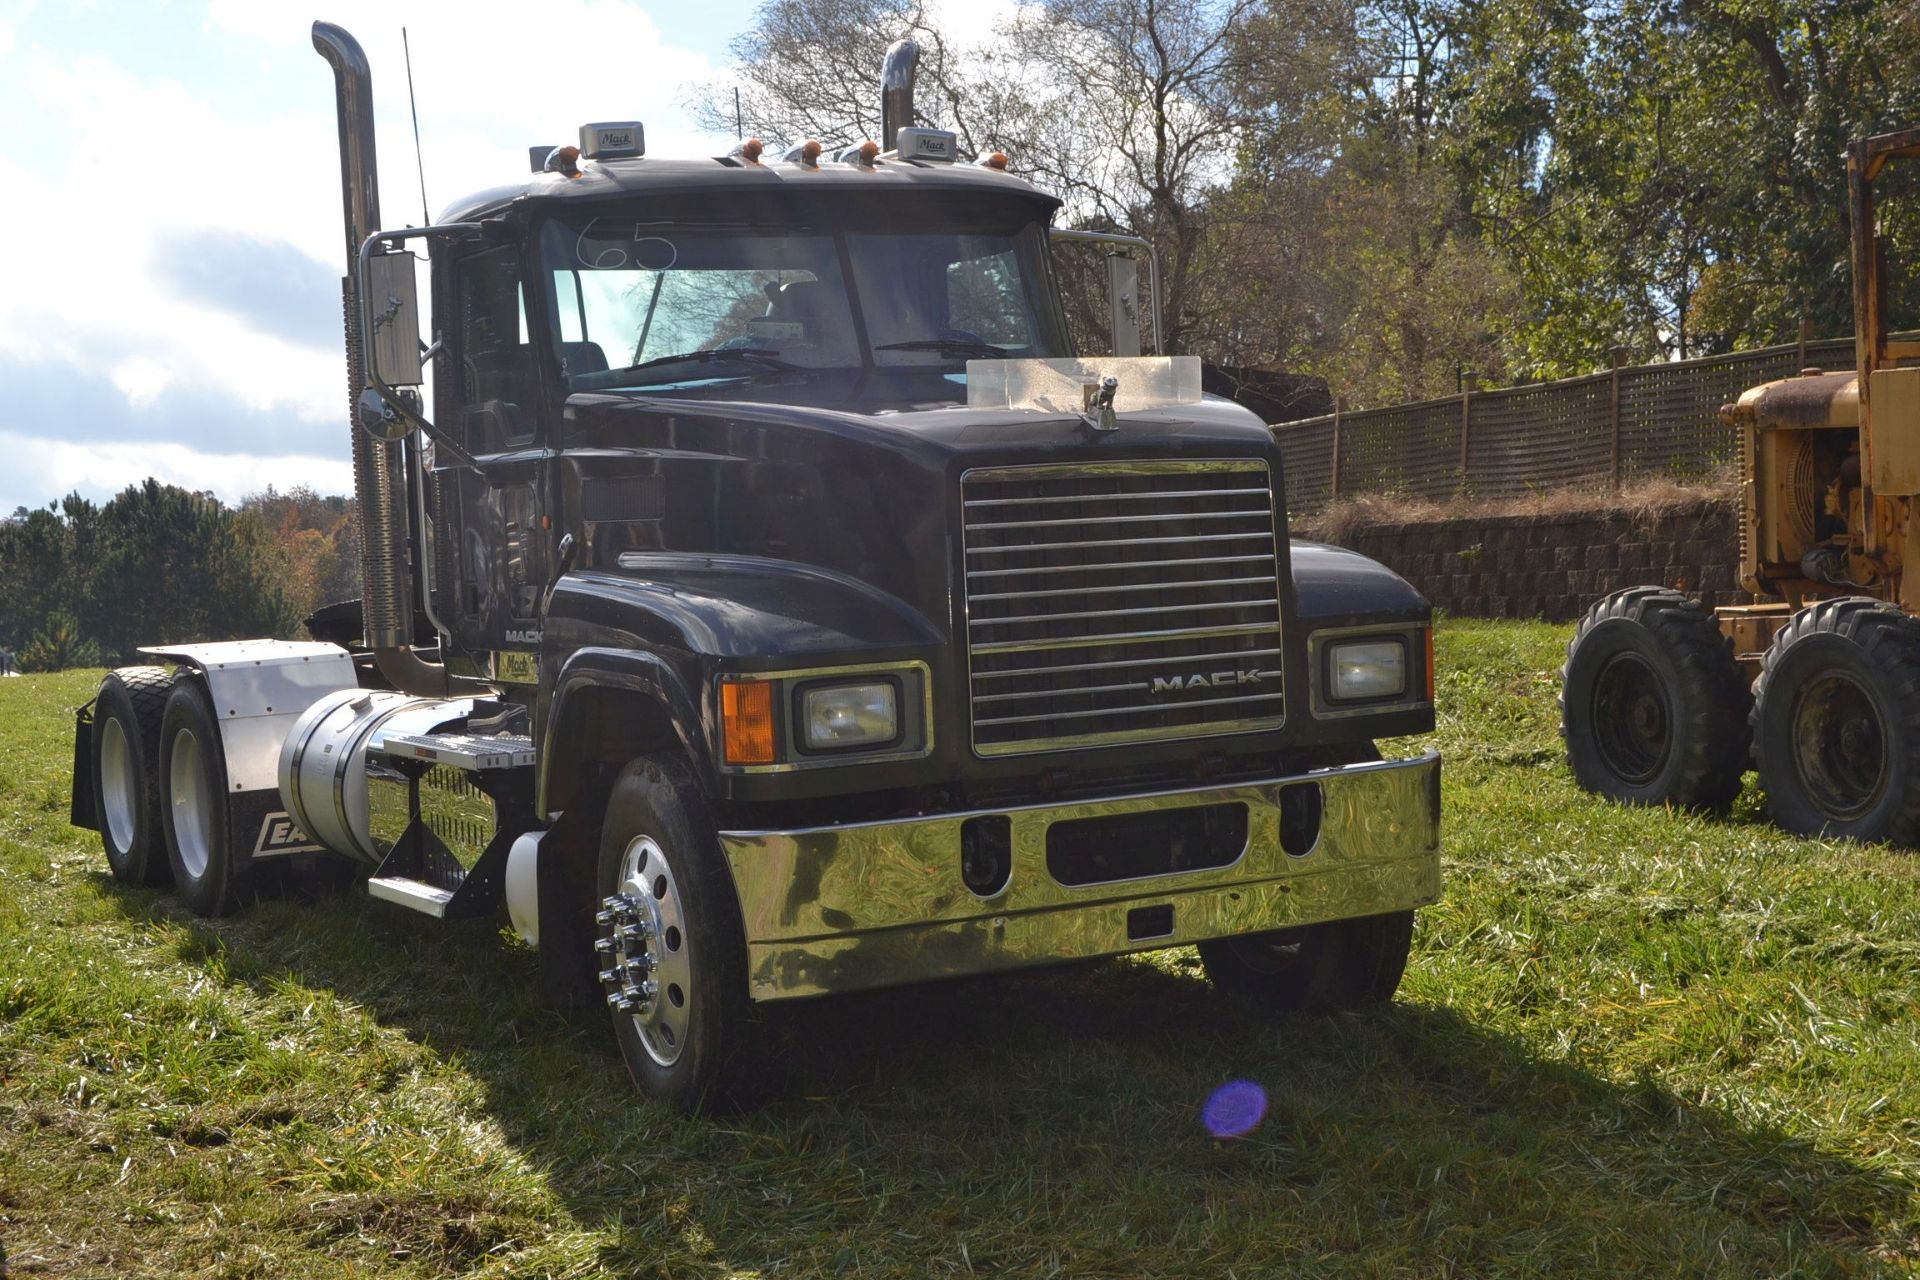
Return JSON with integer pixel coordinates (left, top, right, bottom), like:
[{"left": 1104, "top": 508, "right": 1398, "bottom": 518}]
[
  {"left": 92, "top": 666, "right": 173, "bottom": 886},
  {"left": 1751, "top": 597, "right": 1920, "bottom": 843},
  {"left": 158, "top": 678, "right": 243, "bottom": 917},
  {"left": 1200, "top": 910, "right": 1414, "bottom": 1013},
  {"left": 595, "top": 754, "right": 762, "bottom": 1112},
  {"left": 1560, "top": 587, "right": 1750, "bottom": 810}
]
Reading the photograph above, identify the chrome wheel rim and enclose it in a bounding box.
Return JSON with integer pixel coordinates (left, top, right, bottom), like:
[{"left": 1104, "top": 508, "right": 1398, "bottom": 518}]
[
  {"left": 169, "top": 727, "right": 214, "bottom": 880},
  {"left": 599, "top": 835, "right": 692, "bottom": 1067},
  {"left": 99, "top": 716, "right": 138, "bottom": 853}
]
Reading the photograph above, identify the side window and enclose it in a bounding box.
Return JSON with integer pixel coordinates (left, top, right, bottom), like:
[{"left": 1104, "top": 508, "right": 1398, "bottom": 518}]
[
  {"left": 456, "top": 246, "right": 539, "bottom": 452},
  {"left": 948, "top": 249, "right": 1033, "bottom": 347}
]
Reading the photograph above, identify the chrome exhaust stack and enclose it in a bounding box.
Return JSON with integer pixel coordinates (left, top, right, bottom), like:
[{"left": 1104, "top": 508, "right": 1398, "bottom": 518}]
[
  {"left": 313, "top": 21, "right": 487, "bottom": 697},
  {"left": 881, "top": 38, "right": 919, "bottom": 151}
]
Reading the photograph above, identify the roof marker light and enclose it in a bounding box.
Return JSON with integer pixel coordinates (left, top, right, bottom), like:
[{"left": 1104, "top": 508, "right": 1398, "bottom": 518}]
[
  {"left": 979, "top": 151, "right": 1009, "bottom": 172},
  {"left": 783, "top": 139, "right": 823, "bottom": 168},
  {"left": 735, "top": 137, "right": 764, "bottom": 164},
  {"left": 543, "top": 145, "right": 582, "bottom": 178},
  {"left": 852, "top": 140, "right": 880, "bottom": 168}
]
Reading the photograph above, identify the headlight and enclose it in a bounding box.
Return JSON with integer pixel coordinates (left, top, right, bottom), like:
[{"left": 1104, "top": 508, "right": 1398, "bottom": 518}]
[
  {"left": 1328, "top": 638, "right": 1407, "bottom": 702},
  {"left": 801, "top": 681, "right": 899, "bottom": 750}
]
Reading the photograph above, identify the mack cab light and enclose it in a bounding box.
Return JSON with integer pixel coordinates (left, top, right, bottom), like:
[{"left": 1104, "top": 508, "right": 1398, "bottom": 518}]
[{"left": 579, "top": 121, "right": 645, "bottom": 160}]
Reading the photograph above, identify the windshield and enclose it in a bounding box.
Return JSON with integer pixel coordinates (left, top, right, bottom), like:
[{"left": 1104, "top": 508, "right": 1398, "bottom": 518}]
[{"left": 538, "top": 214, "right": 1069, "bottom": 392}]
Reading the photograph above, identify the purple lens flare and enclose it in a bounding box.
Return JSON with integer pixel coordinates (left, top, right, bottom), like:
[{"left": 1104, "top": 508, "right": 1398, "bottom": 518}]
[{"left": 1203, "top": 1079, "right": 1268, "bottom": 1139}]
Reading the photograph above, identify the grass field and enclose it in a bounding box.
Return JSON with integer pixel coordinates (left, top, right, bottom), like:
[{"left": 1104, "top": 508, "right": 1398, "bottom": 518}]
[{"left": 2, "top": 620, "right": 1918, "bottom": 1278}]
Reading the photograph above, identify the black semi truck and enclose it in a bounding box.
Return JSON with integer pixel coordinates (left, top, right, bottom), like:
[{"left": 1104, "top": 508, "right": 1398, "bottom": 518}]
[{"left": 70, "top": 21, "right": 1442, "bottom": 1111}]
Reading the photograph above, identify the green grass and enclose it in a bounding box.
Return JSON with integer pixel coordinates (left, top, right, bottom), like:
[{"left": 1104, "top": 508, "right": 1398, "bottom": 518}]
[{"left": 2, "top": 620, "right": 1917, "bottom": 1277}]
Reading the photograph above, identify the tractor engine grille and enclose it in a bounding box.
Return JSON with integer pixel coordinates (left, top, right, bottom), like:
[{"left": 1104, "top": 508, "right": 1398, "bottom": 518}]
[{"left": 961, "top": 460, "right": 1286, "bottom": 755}]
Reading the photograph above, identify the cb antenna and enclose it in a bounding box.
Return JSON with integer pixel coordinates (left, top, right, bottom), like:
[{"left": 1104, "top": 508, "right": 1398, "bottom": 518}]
[
  {"left": 402, "top": 26, "right": 430, "bottom": 225},
  {"left": 735, "top": 86, "right": 744, "bottom": 139}
]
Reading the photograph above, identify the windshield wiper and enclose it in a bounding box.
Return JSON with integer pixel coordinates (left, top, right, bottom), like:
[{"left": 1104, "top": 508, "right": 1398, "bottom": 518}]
[
  {"left": 615, "top": 347, "right": 801, "bottom": 376},
  {"left": 874, "top": 339, "right": 1010, "bottom": 359}
]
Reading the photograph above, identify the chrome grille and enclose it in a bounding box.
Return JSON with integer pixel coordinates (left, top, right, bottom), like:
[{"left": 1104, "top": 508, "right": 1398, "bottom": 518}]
[{"left": 961, "top": 460, "right": 1285, "bottom": 755}]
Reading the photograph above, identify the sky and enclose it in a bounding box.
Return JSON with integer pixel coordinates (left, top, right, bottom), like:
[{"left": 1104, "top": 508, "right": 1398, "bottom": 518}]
[{"left": 0, "top": 0, "right": 771, "bottom": 514}]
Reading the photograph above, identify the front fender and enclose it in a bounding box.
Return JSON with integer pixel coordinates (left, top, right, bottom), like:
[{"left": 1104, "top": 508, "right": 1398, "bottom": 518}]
[{"left": 536, "top": 554, "right": 945, "bottom": 810}]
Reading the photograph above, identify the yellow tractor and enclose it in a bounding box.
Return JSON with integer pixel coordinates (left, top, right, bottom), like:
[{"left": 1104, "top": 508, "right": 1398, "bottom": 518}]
[{"left": 1563, "top": 127, "right": 1920, "bottom": 842}]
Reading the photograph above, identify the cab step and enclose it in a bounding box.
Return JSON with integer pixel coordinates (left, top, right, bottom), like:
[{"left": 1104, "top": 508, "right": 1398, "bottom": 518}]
[
  {"left": 361, "top": 729, "right": 537, "bottom": 919},
  {"left": 368, "top": 875, "right": 457, "bottom": 917}
]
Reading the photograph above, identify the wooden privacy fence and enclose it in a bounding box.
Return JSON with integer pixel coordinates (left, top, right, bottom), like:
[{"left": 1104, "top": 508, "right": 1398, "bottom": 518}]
[{"left": 1273, "top": 331, "right": 1876, "bottom": 515}]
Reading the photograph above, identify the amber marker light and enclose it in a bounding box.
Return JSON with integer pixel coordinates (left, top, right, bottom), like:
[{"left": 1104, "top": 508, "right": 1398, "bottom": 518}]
[
  {"left": 981, "top": 151, "right": 1009, "bottom": 171},
  {"left": 740, "top": 137, "right": 764, "bottom": 164},
  {"left": 857, "top": 140, "right": 880, "bottom": 166},
  {"left": 799, "top": 139, "right": 822, "bottom": 166},
  {"left": 722, "top": 679, "right": 777, "bottom": 766}
]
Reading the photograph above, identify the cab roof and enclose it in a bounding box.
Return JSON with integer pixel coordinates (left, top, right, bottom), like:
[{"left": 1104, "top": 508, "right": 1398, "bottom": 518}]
[{"left": 438, "top": 155, "right": 1063, "bottom": 226}]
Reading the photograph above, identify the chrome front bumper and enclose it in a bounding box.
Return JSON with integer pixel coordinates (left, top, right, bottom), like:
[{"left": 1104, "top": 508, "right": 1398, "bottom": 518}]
[{"left": 719, "top": 753, "right": 1442, "bottom": 1001}]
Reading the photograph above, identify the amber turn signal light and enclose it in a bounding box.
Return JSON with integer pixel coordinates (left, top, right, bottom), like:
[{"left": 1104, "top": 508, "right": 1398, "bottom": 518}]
[{"left": 722, "top": 679, "right": 777, "bottom": 765}]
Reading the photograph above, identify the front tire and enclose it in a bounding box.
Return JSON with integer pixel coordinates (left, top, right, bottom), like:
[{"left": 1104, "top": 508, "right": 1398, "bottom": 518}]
[
  {"left": 595, "top": 755, "right": 761, "bottom": 1112},
  {"left": 1751, "top": 597, "right": 1920, "bottom": 843},
  {"left": 92, "top": 666, "right": 174, "bottom": 886},
  {"left": 158, "top": 678, "right": 243, "bottom": 917},
  {"left": 1199, "top": 910, "right": 1414, "bottom": 1013},
  {"left": 1560, "top": 587, "right": 1750, "bottom": 810}
]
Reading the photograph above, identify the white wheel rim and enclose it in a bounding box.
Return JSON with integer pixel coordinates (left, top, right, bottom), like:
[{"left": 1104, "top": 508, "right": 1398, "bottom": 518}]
[
  {"left": 169, "top": 727, "right": 214, "bottom": 880},
  {"left": 599, "top": 835, "right": 694, "bottom": 1068},
  {"left": 99, "top": 716, "right": 138, "bottom": 853}
]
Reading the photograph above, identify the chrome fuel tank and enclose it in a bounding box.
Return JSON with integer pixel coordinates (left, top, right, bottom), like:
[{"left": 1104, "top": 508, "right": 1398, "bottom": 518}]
[{"left": 278, "top": 689, "right": 475, "bottom": 863}]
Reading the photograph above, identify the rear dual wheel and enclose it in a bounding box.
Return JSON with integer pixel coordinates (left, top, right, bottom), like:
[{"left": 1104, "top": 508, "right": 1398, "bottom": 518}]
[
  {"left": 158, "top": 677, "right": 245, "bottom": 917},
  {"left": 92, "top": 666, "right": 174, "bottom": 886}
]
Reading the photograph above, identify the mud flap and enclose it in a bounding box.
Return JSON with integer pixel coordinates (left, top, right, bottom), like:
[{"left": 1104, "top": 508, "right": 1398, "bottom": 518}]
[
  {"left": 70, "top": 701, "right": 97, "bottom": 831},
  {"left": 230, "top": 790, "right": 325, "bottom": 872}
]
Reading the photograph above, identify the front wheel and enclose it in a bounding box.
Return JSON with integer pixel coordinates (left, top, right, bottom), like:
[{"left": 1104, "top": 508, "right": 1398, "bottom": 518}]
[
  {"left": 1199, "top": 910, "right": 1414, "bottom": 1013},
  {"left": 1560, "top": 587, "right": 1750, "bottom": 810},
  {"left": 595, "top": 754, "right": 762, "bottom": 1112}
]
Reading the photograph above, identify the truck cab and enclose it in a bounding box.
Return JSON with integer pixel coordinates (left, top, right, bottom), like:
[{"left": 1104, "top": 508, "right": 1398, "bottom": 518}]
[{"left": 70, "top": 23, "right": 1441, "bottom": 1112}]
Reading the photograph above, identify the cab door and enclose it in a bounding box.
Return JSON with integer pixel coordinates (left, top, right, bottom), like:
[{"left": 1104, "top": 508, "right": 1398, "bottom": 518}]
[{"left": 431, "top": 241, "right": 552, "bottom": 663}]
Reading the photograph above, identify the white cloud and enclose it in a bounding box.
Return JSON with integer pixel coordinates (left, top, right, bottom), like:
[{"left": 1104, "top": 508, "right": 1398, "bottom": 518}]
[
  {"left": 0, "top": 0, "right": 735, "bottom": 508},
  {"left": 109, "top": 357, "right": 175, "bottom": 409}
]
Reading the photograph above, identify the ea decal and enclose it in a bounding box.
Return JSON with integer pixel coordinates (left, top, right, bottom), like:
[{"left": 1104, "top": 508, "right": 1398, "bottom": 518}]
[{"left": 254, "top": 811, "right": 323, "bottom": 858}]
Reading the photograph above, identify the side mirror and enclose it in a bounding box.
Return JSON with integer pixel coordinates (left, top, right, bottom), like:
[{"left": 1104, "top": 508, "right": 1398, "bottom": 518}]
[
  {"left": 1048, "top": 228, "right": 1163, "bottom": 354},
  {"left": 1106, "top": 254, "right": 1142, "bottom": 358},
  {"left": 364, "top": 250, "right": 424, "bottom": 388}
]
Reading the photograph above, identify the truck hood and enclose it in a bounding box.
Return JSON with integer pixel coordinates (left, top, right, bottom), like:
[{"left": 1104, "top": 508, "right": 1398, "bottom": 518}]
[{"left": 565, "top": 381, "right": 1276, "bottom": 458}]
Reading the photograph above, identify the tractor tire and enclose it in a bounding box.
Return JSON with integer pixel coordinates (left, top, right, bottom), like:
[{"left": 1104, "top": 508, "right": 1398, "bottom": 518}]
[
  {"left": 1750, "top": 597, "right": 1920, "bottom": 844},
  {"left": 1560, "top": 587, "right": 1750, "bottom": 811},
  {"left": 91, "top": 666, "right": 174, "bottom": 886},
  {"left": 158, "top": 677, "right": 245, "bottom": 917},
  {"left": 1199, "top": 910, "right": 1414, "bottom": 1013},
  {"left": 595, "top": 754, "right": 764, "bottom": 1113}
]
